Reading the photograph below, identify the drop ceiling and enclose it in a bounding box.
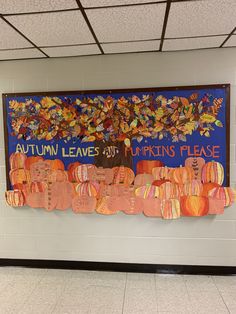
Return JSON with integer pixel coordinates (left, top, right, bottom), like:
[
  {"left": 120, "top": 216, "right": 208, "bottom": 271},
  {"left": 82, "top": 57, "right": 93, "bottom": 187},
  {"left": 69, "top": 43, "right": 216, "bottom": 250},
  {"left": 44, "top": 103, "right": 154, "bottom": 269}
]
[{"left": 0, "top": 0, "right": 235, "bottom": 61}]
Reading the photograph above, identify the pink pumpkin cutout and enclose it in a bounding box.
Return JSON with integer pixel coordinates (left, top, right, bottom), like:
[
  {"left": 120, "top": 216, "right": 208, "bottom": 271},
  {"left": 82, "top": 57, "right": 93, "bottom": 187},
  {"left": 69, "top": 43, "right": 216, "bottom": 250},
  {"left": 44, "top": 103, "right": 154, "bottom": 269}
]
[{"left": 72, "top": 195, "right": 96, "bottom": 214}]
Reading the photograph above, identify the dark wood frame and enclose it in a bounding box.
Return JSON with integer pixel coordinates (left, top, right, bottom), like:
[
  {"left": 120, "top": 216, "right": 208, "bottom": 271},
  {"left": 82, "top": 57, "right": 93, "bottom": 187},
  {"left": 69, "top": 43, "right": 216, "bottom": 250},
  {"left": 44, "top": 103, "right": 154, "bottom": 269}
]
[{"left": 2, "top": 83, "right": 230, "bottom": 190}]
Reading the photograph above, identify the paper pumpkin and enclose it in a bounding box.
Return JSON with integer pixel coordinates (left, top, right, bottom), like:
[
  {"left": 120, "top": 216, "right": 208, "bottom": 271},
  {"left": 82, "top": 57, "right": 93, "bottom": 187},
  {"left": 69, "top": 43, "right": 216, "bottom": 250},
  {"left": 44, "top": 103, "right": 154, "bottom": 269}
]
[
  {"left": 88, "top": 167, "right": 114, "bottom": 185},
  {"left": 152, "top": 166, "right": 172, "bottom": 180},
  {"left": 161, "top": 199, "right": 180, "bottom": 219},
  {"left": 96, "top": 196, "right": 118, "bottom": 215},
  {"left": 201, "top": 161, "right": 224, "bottom": 185},
  {"left": 171, "top": 166, "right": 194, "bottom": 184},
  {"left": 9, "top": 152, "right": 27, "bottom": 170},
  {"left": 72, "top": 195, "right": 96, "bottom": 213},
  {"left": 26, "top": 192, "right": 45, "bottom": 208},
  {"left": 201, "top": 182, "right": 221, "bottom": 197},
  {"left": 30, "top": 182, "right": 47, "bottom": 193},
  {"left": 44, "top": 159, "right": 65, "bottom": 170},
  {"left": 30, "top": 160, "right": 51, "bottom": 182},
  {"left": 24, "top": 156, "right": 44, "bottom": 170},
  {"left": 74, "top": 164, "right": 97, "bottom": 182},
  {"left": 185, "top": 157, "right": 205, "bottom": 180},
  {"left": 180, "top": 196, "right": 209, "bottom": 216},
  {"left": 208, "top": 197, "right": 225, "bottom": 215},
  {"left": 135, "top": 185, "right": 160, "bottom": 199},
  {"left": 183, "top": 180, "right": 203, "bottom": 196},
  {"left": 143, "top": 198, "right": 161, "bottom": 217},
  {"left": 9, "top": 169, "right": 30, "bottom": 185},
  {"left": 123, "top": 197, "right": 144, "bottom": 215},
  {"left": 13, "top": 183, "right": 30, "bottom": 198},
  {"left": 67, "top": 162, "right": 81, "bottom": 182},
  {"left": 136, "top": 160, "right": 164, "bottom": 175},
  {"left": 159, "top": 182, "right": 180, "bottom": 199},
  {"left": 51, "top": 182, "right": 74, "bottom": 210},
  {"left": 152, "top": 179, "right": 170, "bottom": 187},
  {"left": 5, "top": 190, "right": 25, "bottom": 207},
  {"left": 113, "top": 166, "right": 135, "bottom": 185},
  {"left": 50, "top": 170, "right": 68, "bottom": 182},
  {"left": 208, "top": 187, "right": 234, "bottom": 207},
  {"left": 134, "top": 173, "right": 154, "bottom": 186},
  {"left": 75, "top": 181, "right": 99, "bottom": 197}
]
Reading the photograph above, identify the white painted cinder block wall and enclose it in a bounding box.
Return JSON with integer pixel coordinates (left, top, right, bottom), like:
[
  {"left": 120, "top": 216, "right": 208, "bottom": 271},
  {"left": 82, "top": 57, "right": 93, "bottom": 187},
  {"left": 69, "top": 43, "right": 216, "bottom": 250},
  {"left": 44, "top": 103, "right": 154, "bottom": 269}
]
[{"left": 0, "top": 48, "right": 236, "bottom": 266}]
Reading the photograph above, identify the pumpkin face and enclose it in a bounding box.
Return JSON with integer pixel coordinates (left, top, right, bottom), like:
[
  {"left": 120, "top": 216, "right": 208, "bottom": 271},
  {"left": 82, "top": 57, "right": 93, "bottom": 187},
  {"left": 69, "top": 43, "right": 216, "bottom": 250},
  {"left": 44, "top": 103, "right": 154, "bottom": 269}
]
[
  {"left": 44, "top": 159, "right": 65, "bottom": 171},
  {"left": 161, "top": 199, "right": 180, "bottom": 219},
  {"left": 67, "top": 162, "right": 81, "bottom": 182},
  {"left": 136, "top": 160, "right": 164, "bottom": 175},
  {"left": 143, "top": 198, "right": 161, "bottom": 217},
  {"left": 88, "top": 167, "right": 114, "bottom": 185},
  {"left": 201, "top": 161, "right": 224, "bottom": 185},
  {"left": 171, "top": 166, "right": 194, "bottom": 184},
  {"left": 183, "top": 180, "right": 203, "bottom": 196},
  {"left": 9, "top": 169, "right": 30, "bottom": 185},
  {"left": 152, "top": 167, "right": 172, "bottom": 180},
  {"left": 208, "top": 197, "right": 225, "bottom": 215},
  {"left": 185, "top": 157, "right": 205, "bottom": 180},
  {"left": 25, "top": 156, "right": 44, "bottom": 170},
  {"left": 75, "top": 181, "right": 100, "bottom": 197},
  {"left": 74, "top": 164, "right": 97, "bottom": 182},
  {"left": 134, "top": 174, "right": 154, "bottom": 186},
  {"left": 135, "top": 185, "right": 160, "bottom": 199},
  {"left": 113, "top": 166, "right": 135, "bottom": 185},
  {"left": 180, "top": 196, "right": 209, "bottom": 216},
  {"left": 201, "top": 182, "right": 220, "bottom": 197},
  {"left": 9, "top": 152, "right": 27, "bottom": 170},
  {"left": 208, "top": 187, "right": 234, "bottom": 207},
  {"left": 159, "top": 182, "right": 180, "bottom": 199},
  {"left": 72, "top": 195, "right": 96, "bottom": 213},
  {"left": 5, "top": 190, "right": 25, "bottom": 207}
]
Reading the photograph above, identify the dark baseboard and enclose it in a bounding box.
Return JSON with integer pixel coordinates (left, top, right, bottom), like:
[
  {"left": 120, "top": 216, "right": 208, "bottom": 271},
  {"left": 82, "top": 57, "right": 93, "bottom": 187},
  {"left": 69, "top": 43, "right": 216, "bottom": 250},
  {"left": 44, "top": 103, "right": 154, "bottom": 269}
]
[{"left": 0, "top": 259, "right": 235, "bottom": 275}]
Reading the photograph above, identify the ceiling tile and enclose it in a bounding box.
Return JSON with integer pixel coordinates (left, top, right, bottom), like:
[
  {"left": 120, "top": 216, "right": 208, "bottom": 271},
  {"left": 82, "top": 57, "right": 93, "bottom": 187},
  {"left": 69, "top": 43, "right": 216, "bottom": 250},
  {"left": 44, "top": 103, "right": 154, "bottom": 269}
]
[
  {"left": 224, "top": 35, "right": 236, "bottom": 47},
  {"left": 6, "top": 11, "right": 95, "bottom": 46},
  {"left": 81, "top": 0, "right": 163, "bottom": 7},
  {"left": 163, "top": 36, "right": 226, "bottom": 51},
  {"left": 86, "top": 4, "right": 166, "bottom": 42},
  {"left": 102, "top": 40, "right": 160, "bottom": 53},
  {"left": 166, "top": 0, "right": 236, "bottom": 38},
  {"left": 0, "top": 19, "right": 32, "bottom": 49},
  {"left": 42, "top": 44, "right": 101, "bottom": 57},
  {"left": 0, "top": 0, "right": 78, "bottom": 14},
  {"left": 0, "top": 48, "right": 45, "bottom": 60}
]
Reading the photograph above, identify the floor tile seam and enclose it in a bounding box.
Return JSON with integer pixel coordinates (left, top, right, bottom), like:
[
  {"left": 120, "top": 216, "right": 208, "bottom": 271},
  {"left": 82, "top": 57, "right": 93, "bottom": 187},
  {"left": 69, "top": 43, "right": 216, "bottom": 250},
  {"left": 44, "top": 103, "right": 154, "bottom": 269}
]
[
  {"left": 121, "top": 272, "right": 127, "bottom": 314},
  {"left": 214, "top": 278, "right": 231, "bottom": 314}
]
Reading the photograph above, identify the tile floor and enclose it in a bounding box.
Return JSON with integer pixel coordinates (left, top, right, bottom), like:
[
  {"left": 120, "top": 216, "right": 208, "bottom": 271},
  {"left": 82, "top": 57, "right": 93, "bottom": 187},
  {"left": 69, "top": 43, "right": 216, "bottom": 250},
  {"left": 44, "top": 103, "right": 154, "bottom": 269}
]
[{"left": 0, "top": 267, "right": 235, "bottom": 313}]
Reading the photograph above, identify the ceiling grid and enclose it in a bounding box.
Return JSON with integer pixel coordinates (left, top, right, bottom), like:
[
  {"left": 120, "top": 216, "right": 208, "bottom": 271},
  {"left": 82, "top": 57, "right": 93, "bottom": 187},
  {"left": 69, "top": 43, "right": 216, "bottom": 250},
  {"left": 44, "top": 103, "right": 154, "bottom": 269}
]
[{"left": 0, "top": 0, "right": 234, "bottom": 61}]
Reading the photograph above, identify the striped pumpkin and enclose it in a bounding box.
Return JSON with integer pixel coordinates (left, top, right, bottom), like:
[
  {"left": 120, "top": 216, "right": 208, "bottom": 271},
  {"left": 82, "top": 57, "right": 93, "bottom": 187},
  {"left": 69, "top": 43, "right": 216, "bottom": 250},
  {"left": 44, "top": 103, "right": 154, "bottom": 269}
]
[
  {"left": 75, "top": 181, "right": 100, "bottom": 197},
  {"left": 88, "top": 167, "right": 114, "bottom": 185},
  {"left": 5, "top": 190, "right": 25, "bottom": 207},
  {"left": 134, "top": 173, "right": 154, "bottom": 186},
  {"left": 30, "top": 182, "right": 47, "bottom": 193},
  {"left": 152, "top": 166, "right": 172, "bottom": 180},
  {"left": 185, "top": 157, "right": 205, "bottom": 180},
  {"left": 25, "top": 156, "right": 44, "bottom": 170},
  {"left": 201, "top": 161, "right": 224, "bottom": 185},
  {"left": 183, "top": 180, "right": 203, "bottom": 196},
  {"left": 159, "top": 182, "right": 180, "bottom": 199},
  {"left": 74, "top": 164, "right": 97, "bottom": 182},
  {"left": 161, "top": 199, "right": 180, "bottom": 219},
  {"left": 44, "top": 159, "right": 65, "bottom": 170},
  {"left": 171, "top": 166, "right": 194, "bottom": 184},
  {"left": 9, "top": 152, "right": 27, "bottom": 170},
  {"left": 135, "top": 185, "right": 160, "bottom": 199},
  {"left": 96, "top": 196, "right": 118, "bottom": 215},
  {"left": 180, "top": 196, "right": 209, "bottom": 216},
  {"left": 208, "top": 187, "right": 234, "bottom": 207},
  {"left": 9, "top": 169, "right": 30, "bottom": 185},
  {"left": 113, "top": 166, "right": 135, "bottom": 185},
  {"left": 67, "top": 162, "right": 81, "bottom": 182},
  {"left": 201, "top": 182, "right": 221, "bottom": 197}
]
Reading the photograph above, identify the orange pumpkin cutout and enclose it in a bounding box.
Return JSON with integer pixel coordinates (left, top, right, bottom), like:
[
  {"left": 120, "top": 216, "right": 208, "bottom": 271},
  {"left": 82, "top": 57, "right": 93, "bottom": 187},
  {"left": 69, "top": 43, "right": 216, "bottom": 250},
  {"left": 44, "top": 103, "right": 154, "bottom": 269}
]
[
  {"left": 113, "top": 166, "right": 135, "bottom": 185},
  {"left": 51, "top": 182, "right": 74, "bottom": 210},
  {"left": 208, "top": 197, "right": 225, "bottom": 215},
  {"left": 180, "top": 196, "right": 209, "bottom": 216},
  {"left": 26, "top": 192, "right": 45, "bottom": 208},
  {"left": 171, "top": 166, "right": 194, "bottom": 184},
  {"left": 13, "top": 183, "right": 30, "bottom": 198},
  {"left": 123, "top": 197, "right": 144, "bottom": 215},
  {"left": 49, "top": 170, "right": 68, "bottom": 182},
  {"left": 10, "top": 169, "right": 30, "bottom": 186},
  {"left": 183, "top": 180, "right": 203, "bottom": 196},
  {"left": 44, "top": 159, "right": 65, "bottom": 170},
  {"left": 136, "top": 160, "right": 164, "bottom": 175},
  {"left": 152, "top": 167, "right": 172, "bottom": 180},
  {"left": 208, "top": 187, "right": 234, "bottom": 207},
  {"left": 25, "top": 156, "right": 44, "bottom": 170},
  {"left": 159, "top": 182, "right": 180, "bottom": 199},
  {"left": 201, "top": 161, "right": 224, "bottom": 185},
  {"left": 30, "top": 161, "right": 51, "bottom": 182},
  {"left": 74, "top": 164, "right": 97, "bottom": 182},
  {"left": 88, "top": 167, "right": 114, "bottom": 185},
  {"left": 185, "top": 157, "right": 205, "bottom": 180},
  {"left": 5, "top": 190, "right": 25, "bottom": 207},
  {"left": 161, "top": 199, "right": 180, "bottom": 219},
  {"left": 96, "top": 196, "right": 118, "bottom": 215},
  {"left": 134, "top": 174, "right": 154, "bottom": 186},
  {"left": 201, "top": 182, "right": 220, "bottom": 197},
  {"left": 75, "top": 181, "right": 99, "bottom": 197},
  {"left": 30, "top": 182, "right": 47, "bottom": 193},
  {"left": 72, "top": 195, "right": 96, "bottom": 213},
  {"left": 143, "top": 198, "right": 161, "bottom": 217},
  {"left": 135, "top": 185, "right": 160, "bottom": 199},
  {"left": 152, "top": 179, "right": 170, "bottom": 187},
  {"left": 67, "top": 162, "right": 81, "bottom": 182},
  {"left": 9, "top": 152, "right": 27, "bottom": 170}
]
